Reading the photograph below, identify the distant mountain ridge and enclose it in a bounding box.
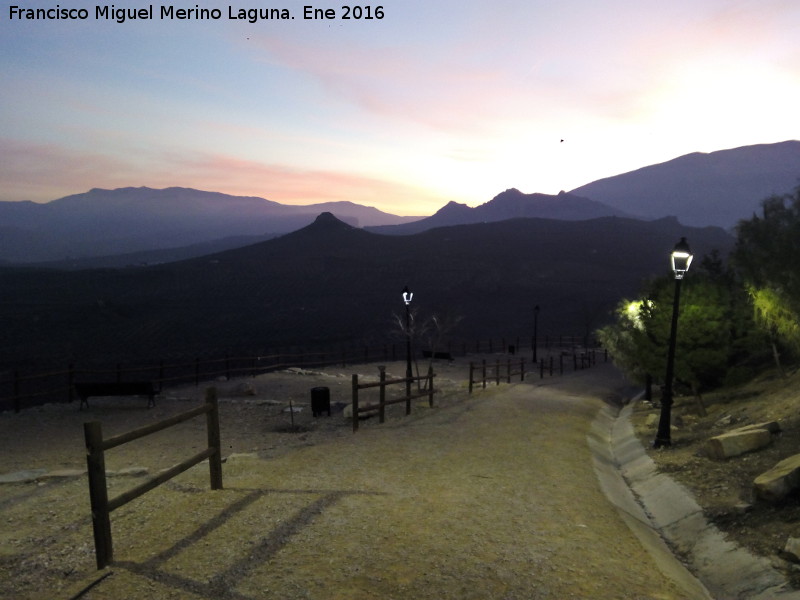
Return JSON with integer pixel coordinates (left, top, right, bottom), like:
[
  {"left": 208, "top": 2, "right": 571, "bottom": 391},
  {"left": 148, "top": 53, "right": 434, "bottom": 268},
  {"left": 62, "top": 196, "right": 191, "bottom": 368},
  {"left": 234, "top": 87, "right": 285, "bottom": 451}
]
[
  {"left": 0, "top": 186, "right": 422, "bottom": 264},
  {"left": 570, "top": 140, "right": 800, "bottom": 229},
  {"left": 366, "top": 188, "right": 630, "bottom": 235},
  {"left": 0, "top": 140, "right": 797, "bottom": 265}
]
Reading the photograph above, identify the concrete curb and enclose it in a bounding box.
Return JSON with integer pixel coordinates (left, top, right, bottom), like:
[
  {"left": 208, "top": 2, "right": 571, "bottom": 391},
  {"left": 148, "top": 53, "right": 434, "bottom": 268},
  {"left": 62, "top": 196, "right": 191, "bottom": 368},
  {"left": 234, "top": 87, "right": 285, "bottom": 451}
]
[{"left": 592, "top": 400, "right": 800, "bottom": 599}]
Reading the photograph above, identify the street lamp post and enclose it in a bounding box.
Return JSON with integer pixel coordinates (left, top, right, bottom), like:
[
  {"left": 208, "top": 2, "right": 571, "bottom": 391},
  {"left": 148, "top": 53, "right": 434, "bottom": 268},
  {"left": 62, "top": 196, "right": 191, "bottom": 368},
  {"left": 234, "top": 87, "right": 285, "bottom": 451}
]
[
  {"left": 533, "top": 305, "right": 540, "bottom": 363},
  {"left": 402, "top": 286, "right": 413, "bottom": 399},
  {"left": 653, "top": 237, "right": 693, "bottom": 449}
]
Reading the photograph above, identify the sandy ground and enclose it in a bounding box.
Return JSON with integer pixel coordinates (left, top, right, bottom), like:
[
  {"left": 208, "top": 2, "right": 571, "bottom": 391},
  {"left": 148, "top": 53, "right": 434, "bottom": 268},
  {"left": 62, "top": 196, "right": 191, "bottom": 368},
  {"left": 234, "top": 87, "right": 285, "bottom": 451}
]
[{"left": 0, "top": 356, "right": 692, "bottom": 600}]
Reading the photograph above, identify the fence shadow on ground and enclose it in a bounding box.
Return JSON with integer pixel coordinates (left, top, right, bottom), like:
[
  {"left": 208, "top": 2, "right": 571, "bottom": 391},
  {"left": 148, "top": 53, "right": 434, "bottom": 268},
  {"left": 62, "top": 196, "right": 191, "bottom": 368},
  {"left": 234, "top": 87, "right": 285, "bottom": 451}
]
[{"left": 111, "top": 486, "right": 386, "bottom": 600}]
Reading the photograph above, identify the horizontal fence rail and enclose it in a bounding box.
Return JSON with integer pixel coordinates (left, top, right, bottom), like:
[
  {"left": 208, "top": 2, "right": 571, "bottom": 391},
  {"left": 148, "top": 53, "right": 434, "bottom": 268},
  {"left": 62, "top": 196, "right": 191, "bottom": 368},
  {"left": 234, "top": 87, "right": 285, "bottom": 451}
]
[
  {"left": 351, "top": 365, "right": 436, "bottom": 432},
  {"left": 469, "top": 348, "right": 608, "bottom": 393},
  {"left": 469, "top": 358, "right": 527, "bottom": 393},
  {"left": 0, "top": 335, "right": 598, "bottom": 412},
  {"left": 84, "top": 387, "right": 222, "bottom": 569}
]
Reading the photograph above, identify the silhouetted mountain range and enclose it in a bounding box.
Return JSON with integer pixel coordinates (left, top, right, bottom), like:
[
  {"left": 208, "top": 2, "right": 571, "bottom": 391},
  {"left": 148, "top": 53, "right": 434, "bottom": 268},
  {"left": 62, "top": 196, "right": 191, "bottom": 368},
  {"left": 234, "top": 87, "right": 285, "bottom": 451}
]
[
  {"left": 0, "top": 141, "right": 796, "bottom": 266},
  {"left": 0, "top": 212, "right": 734, "bottom": 369},
  {"left": 570, "top": 141, "right": 800, "bottom": 229},
  {"left": 365, "top": 189, "right": 631, "bottom": 235},
  {"left": 0, "top": 187, "right": 421, "bottom": 264}
]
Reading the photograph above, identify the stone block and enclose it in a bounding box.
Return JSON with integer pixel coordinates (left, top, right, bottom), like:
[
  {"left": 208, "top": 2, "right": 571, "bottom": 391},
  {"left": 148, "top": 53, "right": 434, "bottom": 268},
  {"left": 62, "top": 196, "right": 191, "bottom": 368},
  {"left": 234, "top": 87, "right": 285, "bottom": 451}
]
[
  {"left": 754, "top": 454, "right": 800, "bottom": 502},
  {"left": 734, "top": 421, "right": 781, "bottom": 434},
  {"left": 783, "top": 537, "right": 800, "bottom": 564},
  {"left": 706, "top": 428, "right": 772, "bottom": 459}
]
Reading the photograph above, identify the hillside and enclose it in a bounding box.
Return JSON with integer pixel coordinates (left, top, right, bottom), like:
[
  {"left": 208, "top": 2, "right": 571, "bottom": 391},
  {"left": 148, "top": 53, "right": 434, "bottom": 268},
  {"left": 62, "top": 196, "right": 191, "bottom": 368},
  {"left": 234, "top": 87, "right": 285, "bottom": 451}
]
[
  {"left": 366, "top": 188, "right": 629, "bottom": 235},
  {"left": 570, "top": 141, "right": 800, "bottom": 229},
  {"left": 0, "top": 213, "right": 734, "bottom": 370},
  {"left": 0, "top": 187, "right": 421, "bottom": 264}
]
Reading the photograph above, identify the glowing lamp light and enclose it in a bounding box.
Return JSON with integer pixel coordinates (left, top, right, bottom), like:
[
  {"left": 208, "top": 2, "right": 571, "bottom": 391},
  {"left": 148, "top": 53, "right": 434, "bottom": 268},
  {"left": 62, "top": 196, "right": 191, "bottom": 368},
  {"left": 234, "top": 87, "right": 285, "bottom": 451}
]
[
  {"left": 671, "top": 237, "right": 693, "bottom": 280},
  {"left": 402, "top": 286, "right": 413, "bottom": 305}
]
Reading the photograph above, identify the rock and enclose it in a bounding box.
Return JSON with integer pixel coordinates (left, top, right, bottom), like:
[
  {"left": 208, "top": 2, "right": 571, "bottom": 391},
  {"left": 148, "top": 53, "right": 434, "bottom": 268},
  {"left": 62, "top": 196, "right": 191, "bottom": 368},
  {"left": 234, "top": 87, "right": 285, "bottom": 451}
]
[
  {"left": 754, "top": 454, "right": 800, "bottom": 501},
  {"left": 224, "top": 453, "right": 259, "bottom": 462},
  {"left": 39, "top": 469, "right": 86, "bottom": 479},
  {"left": 256, "top": 399, "right": 283, "bottom": 406},
  {"left": 707, "top": 428, "right": 773, "bottom": 459},
  {"left": 715, "top": 414, "right": 735, "bottom": 427},
  {"left": 108, "top": 467, "right": 149, "bottom": 477},
  {"left": 236, "top": 382, "right": 258, "bottom": 396},
  {"left": 784, "top": 538, "right": 800, "bottom": 564},
  {"left": 0, "top": 469, "right": 47, "bottom": 483},
  {"left": 343, "top": 403, "right": 353, "bottom": 419},
  {"left": 734, "top": 421, "right": 781, "bottom": 435}
]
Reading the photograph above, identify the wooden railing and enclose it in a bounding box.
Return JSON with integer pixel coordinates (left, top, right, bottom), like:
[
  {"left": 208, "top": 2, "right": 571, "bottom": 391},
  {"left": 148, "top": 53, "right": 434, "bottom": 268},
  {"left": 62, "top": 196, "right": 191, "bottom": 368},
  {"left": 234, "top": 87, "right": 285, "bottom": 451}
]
[
  {"left": 469, "top": 348, "right": 608, "bottom": 393},
  {"left": 468, "top": 358, "right": 527, "bottom": 392},
  {"left": 351, "top": 365, "right": 436, "bottom": 432},
  {"left": 84, "top": 387, "right": 222, "bottom": 569},
  {"left": 0, "top": 335, "right": 597, "bottom": 412}
]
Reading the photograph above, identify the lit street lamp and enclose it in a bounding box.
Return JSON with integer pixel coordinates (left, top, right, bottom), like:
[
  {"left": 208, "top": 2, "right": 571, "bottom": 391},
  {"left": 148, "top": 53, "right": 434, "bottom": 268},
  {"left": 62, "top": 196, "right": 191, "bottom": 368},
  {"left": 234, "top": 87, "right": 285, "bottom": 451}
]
[
  {"left": 402, "top": 286, "right": 413, "bottom": 398},
  {"left": 653, "top": 237, "right": 693, "bottom": 449}
]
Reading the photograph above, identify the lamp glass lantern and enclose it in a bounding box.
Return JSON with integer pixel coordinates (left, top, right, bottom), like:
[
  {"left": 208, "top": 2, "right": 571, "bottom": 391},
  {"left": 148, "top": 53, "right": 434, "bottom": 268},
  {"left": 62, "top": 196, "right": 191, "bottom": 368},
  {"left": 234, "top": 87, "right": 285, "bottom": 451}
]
[
  {"left": 402, "top": 287, "right": 413, "bottom": 305},
  {"left": 671, "top": 237, "right": 693, "bottom": 280}
]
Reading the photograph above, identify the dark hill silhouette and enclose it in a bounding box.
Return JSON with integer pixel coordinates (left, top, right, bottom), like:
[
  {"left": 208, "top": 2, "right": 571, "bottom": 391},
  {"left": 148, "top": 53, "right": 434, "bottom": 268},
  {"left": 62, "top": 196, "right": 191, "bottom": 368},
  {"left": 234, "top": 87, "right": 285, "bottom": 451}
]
[
  {"left": 367, "top": 189, "right": 629, "bottom": 235},
  {"left": 570, "top": 140, "right": 800, "bottom": 229},
  {"left": 0, "top": 187, "right": 422, "bottom": 264},
  {"left": 0, "top": 213, "right": 734, "bottom": 369}
]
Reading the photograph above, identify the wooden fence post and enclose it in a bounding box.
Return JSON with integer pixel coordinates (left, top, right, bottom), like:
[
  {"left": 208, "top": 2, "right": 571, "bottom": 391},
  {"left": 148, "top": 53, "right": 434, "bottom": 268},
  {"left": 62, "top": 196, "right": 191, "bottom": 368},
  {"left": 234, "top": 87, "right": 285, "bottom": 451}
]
[
  {"left": 427, "top": 366, "right": 434, "bottom": 407},
  {"left": 520, "top": 358, "right": 525, "bottom": 382},
  {"left": 468, "top": 362, "right": 474, "bottom": 394},
  {"left": 352, "top": 374, "right": 359, "bottom": 432},
  {"left": 506, "top": 358, "right": 511, "bottom": 384},
  {"left": 205, "top": 388, "right": 223, "bottom": 490},
  {"left": 481, "top": 359, "right": 487, "bottom": 389},
  {"left": 378, "top": 366, "right": 386, "bottom": 424},
  {"left": 495, "top": 359, "right": 500, "bottom": 386},
  {"left": 540, "top": 358, "right": 544, "bottom": 379},
  {"left": 85, "top": 421, "right": 112, "bottom": 569}
]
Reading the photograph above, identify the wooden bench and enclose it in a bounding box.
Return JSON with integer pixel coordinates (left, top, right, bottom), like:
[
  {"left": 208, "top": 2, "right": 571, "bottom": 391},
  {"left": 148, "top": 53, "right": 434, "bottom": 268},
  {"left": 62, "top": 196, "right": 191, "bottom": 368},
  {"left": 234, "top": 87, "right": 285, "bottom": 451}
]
[
  {"left": 74, "top": 382, "right": 159, "bottom": 410},
  {"left": 422, "top": 350, "right": 453, "bottom": 360}
]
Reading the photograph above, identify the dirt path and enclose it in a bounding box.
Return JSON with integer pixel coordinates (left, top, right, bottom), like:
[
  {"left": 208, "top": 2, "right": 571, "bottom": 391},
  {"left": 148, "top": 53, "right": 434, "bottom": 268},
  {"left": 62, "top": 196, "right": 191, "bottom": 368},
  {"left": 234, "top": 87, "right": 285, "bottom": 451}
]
[{"left": 1, "top": 359, "right": 691, "bottom": 599}]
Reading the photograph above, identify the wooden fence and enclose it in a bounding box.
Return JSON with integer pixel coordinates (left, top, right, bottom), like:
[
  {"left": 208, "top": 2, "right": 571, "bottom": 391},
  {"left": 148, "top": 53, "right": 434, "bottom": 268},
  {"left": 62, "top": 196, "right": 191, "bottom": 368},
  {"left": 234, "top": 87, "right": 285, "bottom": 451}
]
[
  {"left": 351, "top": 366, "right": 436, "bottom": 432},
  {"left": 469, "top": 348, "right": 608, "bottom": 392},
  {"left": 0, "top": 335, "right": 597, "bottom": 412},
  {"left": 468, "top": 358, "right": 527, "bottom": 392},
  {"left": 84, "top": 387, "right": 222, "bottom": 569}
]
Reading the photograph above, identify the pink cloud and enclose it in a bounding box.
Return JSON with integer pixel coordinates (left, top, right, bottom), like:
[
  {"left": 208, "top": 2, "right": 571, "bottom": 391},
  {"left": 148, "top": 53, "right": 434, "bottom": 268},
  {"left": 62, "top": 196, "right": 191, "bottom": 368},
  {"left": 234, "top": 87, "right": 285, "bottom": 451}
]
[
  {"left": 0, "top": 138, "right": 134, "bottom": 202},
  {"left": 0, "top": 138, "right": 443, "bottom": 215}
]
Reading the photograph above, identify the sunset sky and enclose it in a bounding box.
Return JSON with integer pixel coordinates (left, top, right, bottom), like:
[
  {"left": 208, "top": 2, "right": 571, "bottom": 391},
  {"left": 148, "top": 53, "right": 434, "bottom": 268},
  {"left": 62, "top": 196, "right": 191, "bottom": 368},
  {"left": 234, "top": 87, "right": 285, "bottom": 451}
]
[{"left": 1, "top": 0, "right": 799, "bottom": 215}]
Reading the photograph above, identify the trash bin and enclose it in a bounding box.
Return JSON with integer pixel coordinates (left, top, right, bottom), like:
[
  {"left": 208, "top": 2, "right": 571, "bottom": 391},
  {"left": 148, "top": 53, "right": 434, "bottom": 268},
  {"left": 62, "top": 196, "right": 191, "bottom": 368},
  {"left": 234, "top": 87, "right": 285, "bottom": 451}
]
[{"left": 311, "top": 386, "right": 331, "bottom": 417}]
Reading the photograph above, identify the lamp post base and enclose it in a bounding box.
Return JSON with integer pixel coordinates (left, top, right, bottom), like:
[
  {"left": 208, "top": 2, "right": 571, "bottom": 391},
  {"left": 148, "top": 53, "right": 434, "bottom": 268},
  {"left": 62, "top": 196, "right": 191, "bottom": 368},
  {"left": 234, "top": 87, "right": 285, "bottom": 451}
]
[{"left": 652, "top": 437, "right": 672, "bottom": 449}]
